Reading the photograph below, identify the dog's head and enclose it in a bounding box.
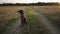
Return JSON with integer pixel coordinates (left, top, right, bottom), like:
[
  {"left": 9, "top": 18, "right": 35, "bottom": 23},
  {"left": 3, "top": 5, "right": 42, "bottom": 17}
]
[{"left": 18, "top": 10, "right": 24, "bottom": 14}]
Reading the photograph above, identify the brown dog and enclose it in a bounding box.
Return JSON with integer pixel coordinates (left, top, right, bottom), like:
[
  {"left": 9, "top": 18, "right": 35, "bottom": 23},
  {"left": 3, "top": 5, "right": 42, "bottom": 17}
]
[{"left": 18, "top": 10, "right": 27, "bottom": 27}]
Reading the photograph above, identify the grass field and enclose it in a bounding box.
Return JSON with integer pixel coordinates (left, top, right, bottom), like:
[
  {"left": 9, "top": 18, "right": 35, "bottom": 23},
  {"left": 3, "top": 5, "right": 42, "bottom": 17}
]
[{"left": 0, "top": 6, "right": 60, "bottom": 34}]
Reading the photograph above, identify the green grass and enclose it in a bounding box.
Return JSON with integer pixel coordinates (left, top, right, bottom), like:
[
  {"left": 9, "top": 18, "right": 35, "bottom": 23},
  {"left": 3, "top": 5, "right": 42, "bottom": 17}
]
[{"left": 0, "top": 12, "right": 20, "bottom": 34}]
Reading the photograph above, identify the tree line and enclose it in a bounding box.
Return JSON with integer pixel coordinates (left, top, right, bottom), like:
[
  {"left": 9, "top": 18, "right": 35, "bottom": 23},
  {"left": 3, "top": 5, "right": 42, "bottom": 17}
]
[{"left": 0, "top": 2, "right": 60, "bottom": 6}]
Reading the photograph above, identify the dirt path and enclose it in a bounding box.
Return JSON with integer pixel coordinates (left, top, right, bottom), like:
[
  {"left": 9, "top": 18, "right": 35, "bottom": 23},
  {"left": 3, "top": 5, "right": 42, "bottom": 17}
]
[{"left": 27, "top": 7, "right": 59, "bottom": 34}]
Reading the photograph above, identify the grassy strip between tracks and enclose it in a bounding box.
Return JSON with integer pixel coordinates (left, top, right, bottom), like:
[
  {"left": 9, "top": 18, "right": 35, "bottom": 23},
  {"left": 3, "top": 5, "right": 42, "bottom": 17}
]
[
  {"left": 0, "top": 13, "right": 20, "bottom": 34},
  {"left": 21, "top": 7, "right": 52, "bottom": 34}
]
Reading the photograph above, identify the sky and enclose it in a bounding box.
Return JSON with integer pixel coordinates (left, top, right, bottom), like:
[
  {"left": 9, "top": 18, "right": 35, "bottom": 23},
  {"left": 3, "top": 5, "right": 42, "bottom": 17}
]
[{"left": 0, "top": 0, "right": 60, "bottom": 3}]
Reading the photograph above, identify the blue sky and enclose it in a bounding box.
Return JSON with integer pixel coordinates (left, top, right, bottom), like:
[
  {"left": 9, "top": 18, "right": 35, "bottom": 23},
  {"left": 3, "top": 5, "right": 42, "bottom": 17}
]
[{"left": 0, "top": 0, "right": 60, "bottom": 3}]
